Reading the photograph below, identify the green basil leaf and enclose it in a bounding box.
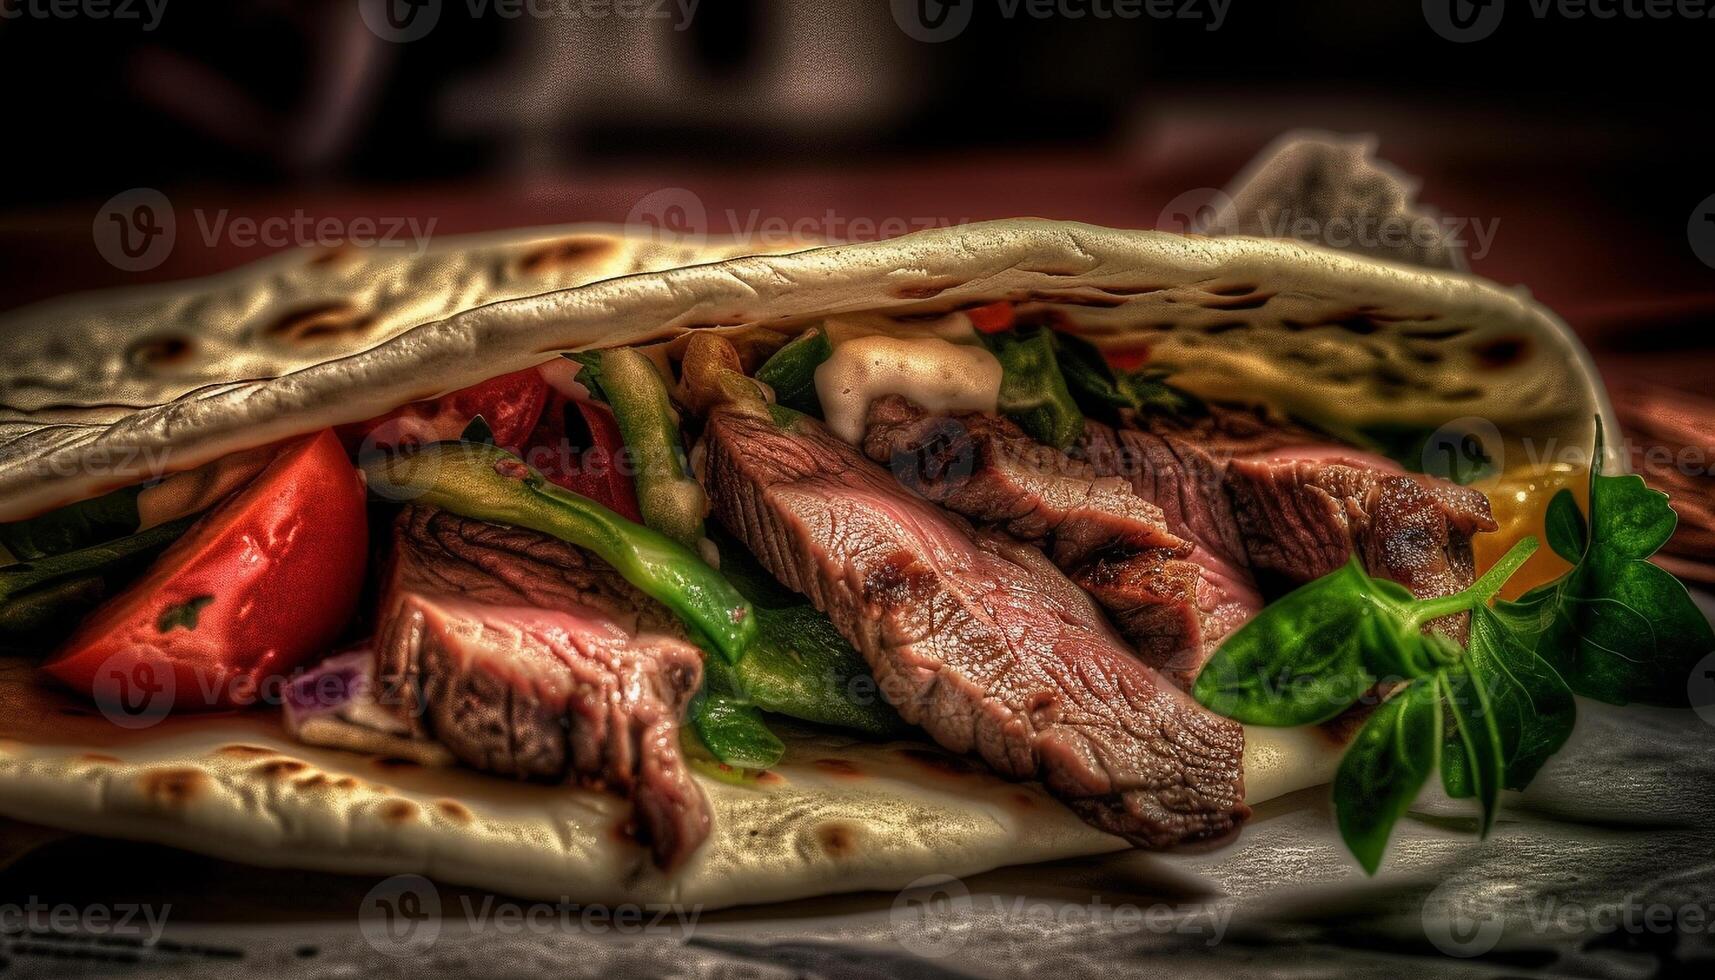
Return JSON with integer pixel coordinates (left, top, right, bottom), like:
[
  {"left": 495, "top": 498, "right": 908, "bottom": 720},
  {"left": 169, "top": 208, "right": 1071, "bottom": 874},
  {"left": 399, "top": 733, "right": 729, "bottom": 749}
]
[
  {"left": 1334, "top": 679, "right": 1442, "bottom": 874},
  {"left": 982, "top": 326, "right": 1085, "bottom": 450},
  {"left": 1450, "top": 604, "right": 1576, "bottom": 793},
  {"left": 0, "top": 486, "right": 143, "bottom": 562},
  {"left": 1542, "top": 488, "right": 1588, "bottom": 564},
  {"left": 1437, "top": 663, "right": 1503, "bottom": 834},
  {"left": 1193, "top": 561, "right": 1381, "bottom": 726},
  {"left": 1511, "top": 422, "right": 1715, "bottom": 706}
]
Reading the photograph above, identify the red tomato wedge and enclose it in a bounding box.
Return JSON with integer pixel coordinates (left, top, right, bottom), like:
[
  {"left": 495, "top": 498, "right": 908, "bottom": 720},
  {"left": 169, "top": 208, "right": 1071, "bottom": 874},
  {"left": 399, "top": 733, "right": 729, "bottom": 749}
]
[
  {"left": 966, "top": 301, "right": 1016, "bottom": 334},
  {"left": 42, "top": 430, "right": 368, "bottom": 714},
  {"left": 522, "top": 393, "right": 644, "bottom": 521},
  {"left": 335, "top": 366, "right": 550, "bottom": 454}
]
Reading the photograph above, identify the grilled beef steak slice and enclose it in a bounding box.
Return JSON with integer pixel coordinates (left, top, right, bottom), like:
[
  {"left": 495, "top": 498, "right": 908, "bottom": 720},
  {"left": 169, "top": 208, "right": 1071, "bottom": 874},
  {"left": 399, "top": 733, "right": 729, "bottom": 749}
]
[
  {"left": 1076, "top": 418, "right": 1267, "bottom": 687},
  {"left": 375, "top": 506, "right": 709, "bottom": 869},
  {"left": 1083, "top": 406, "right": 1496, "bottom": 652},
  {"left": 702, "top": 408, "right": 1248, "bottom": 848},
  {"left": 1225, "top": 451, "right": 1498, "bottom": 635},
  {"left": 862, "top": 396, "right": 1213, "bottom": 687},
  {"left": 862, "top": 395, "right": 1187, "bottom": 566}
]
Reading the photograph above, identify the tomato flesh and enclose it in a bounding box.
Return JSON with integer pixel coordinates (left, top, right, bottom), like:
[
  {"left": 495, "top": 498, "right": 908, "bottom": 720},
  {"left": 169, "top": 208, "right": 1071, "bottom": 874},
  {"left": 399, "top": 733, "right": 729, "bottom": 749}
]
[
  {"left": 336, "top": 367, "right": 550, "bottom": 454},
  {"left": 42, "top": 430, "right": 369, "bottom": 713}
]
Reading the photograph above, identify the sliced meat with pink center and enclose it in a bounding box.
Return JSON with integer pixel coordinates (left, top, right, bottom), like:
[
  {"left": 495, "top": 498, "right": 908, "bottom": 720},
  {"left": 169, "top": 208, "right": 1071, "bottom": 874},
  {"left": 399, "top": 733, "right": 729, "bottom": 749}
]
[
  {"left": 375, "top": 507, "right": 709, "bottom": 870},
  {"left": 702, "top": 408, "right": 1248, "bottom": 849}
]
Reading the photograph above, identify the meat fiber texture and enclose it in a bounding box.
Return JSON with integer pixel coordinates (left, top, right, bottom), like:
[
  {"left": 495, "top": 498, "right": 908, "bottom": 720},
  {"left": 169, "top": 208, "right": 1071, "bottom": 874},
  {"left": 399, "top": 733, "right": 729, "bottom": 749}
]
[
  {"left": 374, "top": 507, "right": 709, "bottom": 869},
  {"left": 702, "top": 407, "right": 1248, "bottom": 849}
]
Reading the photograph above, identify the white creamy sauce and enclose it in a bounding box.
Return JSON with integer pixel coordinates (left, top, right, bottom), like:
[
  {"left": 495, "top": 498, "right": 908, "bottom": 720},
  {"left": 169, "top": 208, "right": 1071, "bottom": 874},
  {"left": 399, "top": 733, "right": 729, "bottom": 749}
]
[
  {"left": 814, "top": 325, "right": 1002, "bottom": 445},
  {"left": 1241, "top": 724, "right": 1344, "bottom": 803}
]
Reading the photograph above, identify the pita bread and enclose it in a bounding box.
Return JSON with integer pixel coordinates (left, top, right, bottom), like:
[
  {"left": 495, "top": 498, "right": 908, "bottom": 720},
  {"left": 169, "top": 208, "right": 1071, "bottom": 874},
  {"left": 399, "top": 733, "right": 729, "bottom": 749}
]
[{"left": 0, "top": 219, "right": 1614, "bottom": 907}]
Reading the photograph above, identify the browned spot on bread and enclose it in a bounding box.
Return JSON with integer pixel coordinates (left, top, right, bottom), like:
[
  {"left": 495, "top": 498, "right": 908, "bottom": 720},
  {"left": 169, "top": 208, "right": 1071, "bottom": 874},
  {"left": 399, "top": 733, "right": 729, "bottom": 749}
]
[
  {"left": 333, "top": 776, "right": 361, "bottom": 790},
  {"left": 1208, "top": 283, "right": 1259, "bottom": 297},
  {"left": 894, "top": 279, "right": 963, "bottom": 300},
  {"left": 754, "top": 770, "right": 784, "bottom": 786},
  {"left": 254, "top": 759, "right": 309, "bottom": 778},
  {"left": 897, "top": 747, "right": 976, "bottom": 776},
  {"left": 1328, "top": 315, "right": 1381, "bottom": 335},
  {"left": 217, "top": 744, "right": 277, "bottom": 758},
  {"left": 1094, "top": 284, "right": 1168, "bottom": 297},
  {"left": 1402, "top": 325, "right": 1470, "bottom": 340},
  {"left": 1012, "top": 792, "right": 1037, "bottom": 809},
  {"left": 139, "top": 768, "right": 208, "bottom": 807},
  {"left": 1200, "top": 293, "right": 1273, "bottom": 311},
  {"left": 1201, "top": 320, "right": 1247, "bottom": 335},
  {"left": 435, "top": 799, "right": 474, "bottom": 824},
  {"left": 372, "top": 756, "right": 419, "bottom": 771},
  {"left": 1021, "top": 291, "right": 1127, "bottom": 309},
  {"left": 79, "top": 753, "right": 122, "bottom": 764},
  {"left": 816, "top": 821, "right": 859, "bottom": 857},
  {"left": 264, "top": 302, "right": 373, "bottom": 345},
  {"left": 518, "top": 236, "right": 613, "bottom": 275},
  {"left": 296, "top": 773, "right": 332, "bottom": 790},
  {"left": 813, "top": 758, "right": 864, "bottom": 778},
  {"left": 380, "top": 800, "right": 419, "bottom": 824},
  {"left": 127, "top": 334, "right": 195, "bottom": 369},
  {"left": 1472, "top": 336, "right": 1530, "bottom": 369}
]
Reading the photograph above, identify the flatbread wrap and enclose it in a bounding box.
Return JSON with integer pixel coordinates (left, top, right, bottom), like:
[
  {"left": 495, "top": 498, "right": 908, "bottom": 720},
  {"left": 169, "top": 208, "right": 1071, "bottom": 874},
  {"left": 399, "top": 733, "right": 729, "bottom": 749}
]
[{"left": 1, "top": 217, "right": 1702, "bottom": 907}]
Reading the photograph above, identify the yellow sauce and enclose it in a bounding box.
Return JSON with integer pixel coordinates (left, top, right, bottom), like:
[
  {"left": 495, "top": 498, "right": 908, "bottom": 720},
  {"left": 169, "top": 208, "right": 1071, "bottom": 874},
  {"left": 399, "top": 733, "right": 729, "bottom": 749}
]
[{"left": 1470, "top": 460, "right": 1588, "bottom": 598}]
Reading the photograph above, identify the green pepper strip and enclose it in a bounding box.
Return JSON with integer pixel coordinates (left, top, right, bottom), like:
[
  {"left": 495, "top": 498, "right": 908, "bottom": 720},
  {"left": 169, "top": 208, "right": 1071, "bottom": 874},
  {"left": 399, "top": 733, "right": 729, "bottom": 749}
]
[
  {"left": 983, "top": 326, "right": 1086, "bottom": 450},
  {"left": 0, "top": 513, "right": 198, "bottom": 607},
  {"left": 754, "top": 328, "right": 832, "bottom": 418},
  {"left": 596, "top": 348, "right": 706, "bottom": 550},
  {"left": 361, "top": 441, "right": 755, "bottom": 664}
]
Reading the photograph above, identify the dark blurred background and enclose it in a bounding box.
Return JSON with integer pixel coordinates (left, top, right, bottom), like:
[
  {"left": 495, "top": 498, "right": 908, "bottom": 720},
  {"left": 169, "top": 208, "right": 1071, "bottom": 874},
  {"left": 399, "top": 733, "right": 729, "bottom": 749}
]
[{"left": 0, "top": 0, "right": 1711, "bottom": 570}]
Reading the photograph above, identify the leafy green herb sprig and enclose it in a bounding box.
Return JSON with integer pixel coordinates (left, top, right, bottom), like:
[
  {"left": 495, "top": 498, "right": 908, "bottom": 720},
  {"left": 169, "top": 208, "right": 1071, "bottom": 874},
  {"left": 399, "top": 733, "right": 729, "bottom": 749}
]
[{"left": 1193, "top": 421, "right": 1714, "bottom": 872}]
